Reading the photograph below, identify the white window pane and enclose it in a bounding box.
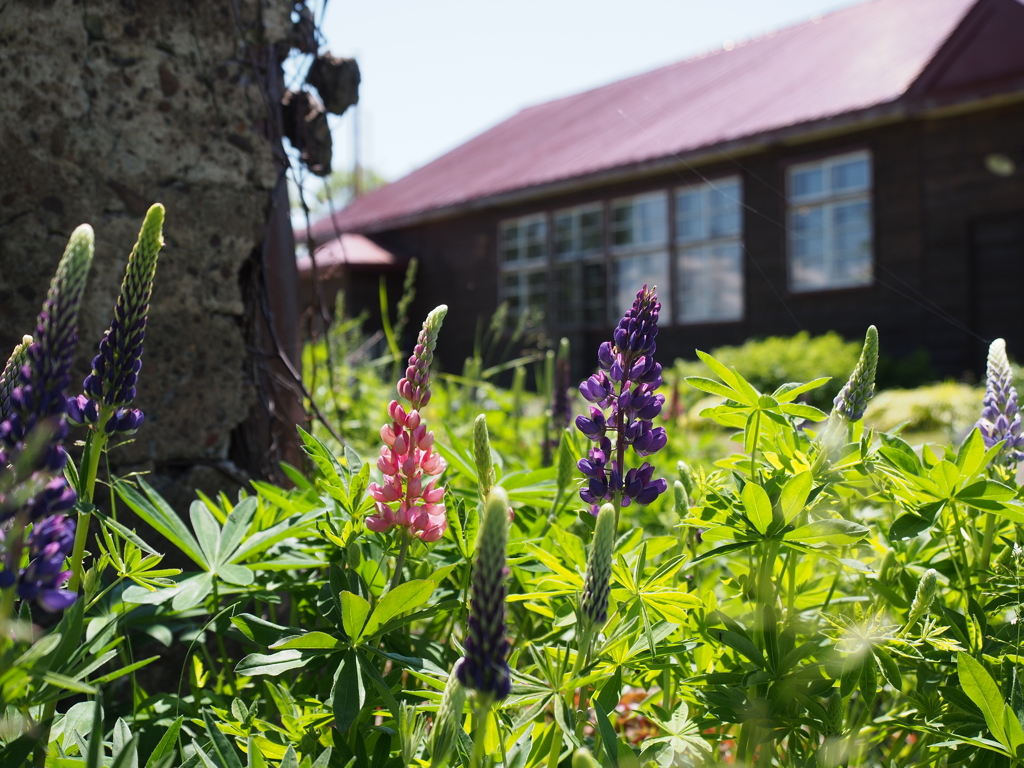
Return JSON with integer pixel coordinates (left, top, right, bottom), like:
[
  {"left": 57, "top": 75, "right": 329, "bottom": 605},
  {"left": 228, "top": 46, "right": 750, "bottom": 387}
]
[
  {"left": 675, "top": 189, "right": 703, "bottom": 242},
  {"left": 708, "top": 184, "right": 741, "bottom": 239},
  {"left": 500, "top": 224, "right": 520, "bottom": 263},
  {"left": 832, "top": 157, "right": 869, "bottom": 193},
  {"left": 791, "top": 167, "right": 824, "bottom": 200},
  {"left": 611, "top": 252, "right": 668, "bottom": 320},
  {"left": 580, "top": 210, "right": 603, "bottom": 252},
  {"left": 611, "top": 203, "right": 633, "bottom": 247},
  {"left": 678, "top": 243, "right": 743, "bottom": 323},
  {"left": 637, "top": 196, "right": 668, "bottom": 245},
  {"left": 554, "top": 214, "right": 573, "bottom": 258},
  {"left": 525, "top": 220, "right": 546, "bottom": 260}
]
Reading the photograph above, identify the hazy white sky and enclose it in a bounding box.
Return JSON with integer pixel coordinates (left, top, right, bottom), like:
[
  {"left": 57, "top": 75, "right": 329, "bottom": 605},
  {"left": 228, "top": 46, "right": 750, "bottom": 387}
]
[{"left": 318, "top": 0, "right": 864, "bottom": 182}]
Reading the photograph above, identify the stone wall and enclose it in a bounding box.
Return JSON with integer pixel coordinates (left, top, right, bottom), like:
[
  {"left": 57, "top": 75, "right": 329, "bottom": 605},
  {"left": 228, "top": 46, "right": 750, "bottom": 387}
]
[{"left": 0, "top": 0, "right": 298, "bottom": 500}]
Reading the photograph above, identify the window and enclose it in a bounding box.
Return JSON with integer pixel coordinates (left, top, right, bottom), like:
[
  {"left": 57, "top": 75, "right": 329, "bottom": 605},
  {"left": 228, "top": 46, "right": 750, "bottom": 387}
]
[
  {"left": 498, "top": 215, "right": 548, "bottom": 322},
  {"left": 554, "top": 205, "right": 603, "bottom": 259},
  {"left": 675, "top": 178, "right": 744, "bottom": 323},
  {"left": 552, "top": 204, "right": 606, "bottom": 326},
  {"left": 609, "top": 193, "right": 669, "bottom": 320},
  {"left": 787, "top": 151, "right": 872, "bottom": 291}
]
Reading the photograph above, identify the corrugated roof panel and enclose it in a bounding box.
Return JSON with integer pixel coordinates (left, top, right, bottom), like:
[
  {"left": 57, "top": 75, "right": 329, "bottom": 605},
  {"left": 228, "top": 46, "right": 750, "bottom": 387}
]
[{"left": 316, "top": 0, "right": 977, "bottom": 237}]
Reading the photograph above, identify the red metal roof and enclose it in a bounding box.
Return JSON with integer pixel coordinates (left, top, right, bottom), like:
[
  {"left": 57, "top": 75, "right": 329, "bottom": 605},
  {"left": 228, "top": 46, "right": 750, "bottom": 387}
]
[
  {"left": 315, "top": 0, "right": 982, "bottom": 238},
  {"left": 297, "top": 233, "right": 404, "bottom": 277}
]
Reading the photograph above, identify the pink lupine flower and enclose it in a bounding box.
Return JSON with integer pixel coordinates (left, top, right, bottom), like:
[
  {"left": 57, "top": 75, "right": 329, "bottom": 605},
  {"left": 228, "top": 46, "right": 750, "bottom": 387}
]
[{"left": 365, "top": 306, "right": 449, "bottom": 542}]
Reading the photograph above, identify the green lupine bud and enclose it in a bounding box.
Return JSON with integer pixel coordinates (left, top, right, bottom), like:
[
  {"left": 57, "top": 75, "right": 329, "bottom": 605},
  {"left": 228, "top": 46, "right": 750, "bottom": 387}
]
[
  {"left": 0, "top": 335, "right": 33, "bottom": 422},
  {"left": 572, "top": 748, "right": 602, "bottom": 768},
  {"left": 556, "top": 429, "right": 575, "bottom": 493},
  {"left": 677, "top": 460, "right": 695, "bottom": 500},
  {"left": 824, "top": 690, "right": 843, "bottom": 735},
  {"left": 580, "top": 503, "right": 615, "bottom": 630},
  {"left": 473, "top": 414, "right": 496, "bottom": 502},
  {"left": 673, "top": 480, "right": 688, "bottom": 518},
  {"left": 832, "top": 326, "right": 879, "bottom": 422},
  {"left": 429, "top": 660, "right": 467, "bottom": 768},
  {"left": 398, "top": 304, "right": 447, "bottom": 409},
  {"left": 878, "top": 550, "right": 897, "bottom": 586},
  {"left": 905, "top": 568, "right": 938, "bottom": 629},
  {"left": 458, "top": 487, "right": 512, "bottom": 700}
]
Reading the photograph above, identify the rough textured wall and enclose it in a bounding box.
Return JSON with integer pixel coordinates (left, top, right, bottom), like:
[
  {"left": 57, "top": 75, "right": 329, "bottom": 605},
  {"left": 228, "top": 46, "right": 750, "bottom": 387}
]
[{"left": 0, "top": 0, "right": 293, "bottom": 494}]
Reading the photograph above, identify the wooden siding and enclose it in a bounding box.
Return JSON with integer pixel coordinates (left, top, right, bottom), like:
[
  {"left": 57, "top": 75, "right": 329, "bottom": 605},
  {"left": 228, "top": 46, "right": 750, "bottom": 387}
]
[{"left": 367, "top": 101, "right": 1024, "bottom": 379}]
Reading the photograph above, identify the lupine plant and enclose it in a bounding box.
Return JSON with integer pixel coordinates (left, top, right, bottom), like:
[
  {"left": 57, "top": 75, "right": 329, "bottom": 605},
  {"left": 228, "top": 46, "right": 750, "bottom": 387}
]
[{"left": 7, "top": 220, "right": 1024, "bottom": 768}]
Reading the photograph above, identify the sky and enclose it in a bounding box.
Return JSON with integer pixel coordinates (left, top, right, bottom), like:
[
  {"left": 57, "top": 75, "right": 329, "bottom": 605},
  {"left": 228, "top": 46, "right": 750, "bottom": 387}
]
[{"left": 317, "top": 0, "right": 866, "bottom": 183}]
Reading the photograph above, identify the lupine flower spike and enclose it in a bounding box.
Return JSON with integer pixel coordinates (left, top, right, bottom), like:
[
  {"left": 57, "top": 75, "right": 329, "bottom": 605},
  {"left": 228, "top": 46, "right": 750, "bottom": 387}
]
[
  {"left": 0, "top": 336, "right": 33, "bottom": 424},
  {"left": 579, "top": 502, "right": 615, "bottom": 632},
  {"left": 975, "top": 338, "right": 1024, "bottom": 464},
  {"left": 367, "top": 306, "right": 449, "bottom": 542},
  {"left": 473, "top": 414, "right": 496, "bottom": 503},
  {"left": 832, "top": 325, "right": 878, "bottom": 423},
  {"left": 576, "top": 286, "right": 668, "bottom": 516},
  {"left": 69, "top": 203, "right": 165, "bottom": 435},
  {"left": 458, "top": 486, "right": 512, "bottom": 702},
  {"left": 0, "top": 224, "right": 94, "bottom": 523}
]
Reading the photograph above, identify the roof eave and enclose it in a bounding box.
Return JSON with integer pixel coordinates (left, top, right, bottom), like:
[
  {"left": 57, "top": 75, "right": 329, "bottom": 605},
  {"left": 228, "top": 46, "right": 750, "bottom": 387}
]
[{"left": 348, "top": 86, "right": 1024, "bottom": 235}]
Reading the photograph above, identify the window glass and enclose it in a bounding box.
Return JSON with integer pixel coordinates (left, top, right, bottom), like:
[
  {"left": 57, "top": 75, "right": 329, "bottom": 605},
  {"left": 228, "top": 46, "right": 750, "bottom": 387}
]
[
  {"left": 611, "top": 193, "right": 667, "bottom": 250},
  {"left": 674, "top": 177, "right": 744, "bottom": 324},
  {"left": 553, "top": 205, "right": 604, "bottom": 259},
  {"left": 787, "top": 151, "right": 872, "bottom": 291},
  {"left": 610, "top": 252, "right": 669, "bottom": 321}
]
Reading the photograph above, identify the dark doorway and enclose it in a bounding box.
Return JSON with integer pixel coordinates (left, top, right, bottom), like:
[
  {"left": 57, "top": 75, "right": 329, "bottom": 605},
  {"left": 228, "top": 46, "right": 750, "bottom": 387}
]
[{"left": 972, "top": 210, "right": 1024, "bottom": 372}]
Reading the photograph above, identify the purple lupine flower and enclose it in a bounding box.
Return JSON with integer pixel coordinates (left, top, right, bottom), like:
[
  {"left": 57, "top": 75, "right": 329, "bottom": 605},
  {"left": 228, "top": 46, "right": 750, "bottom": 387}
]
[
  {"left": 457, "top": 486, "right": 512, "bottom": 702},
  {"left": 0, "top": 336, "right": 33, "bottom": 425},
  {"left": 15, "top": 514, "right": 76, "bottom": 612},
  {"left": 976, "top": 338, "right": 1024, "bottom": 464},
  {"left": 71, "top": 204, "right": 164, "bottom": 436},
  {"left": 396, "top": 305, "right": 447, "bottom": 411},
  {"left": 1, "top": 225, "right": 94, "bottom": 522},
  {"left": 575, "top": 286, "right": 668, "bottom": 511}
]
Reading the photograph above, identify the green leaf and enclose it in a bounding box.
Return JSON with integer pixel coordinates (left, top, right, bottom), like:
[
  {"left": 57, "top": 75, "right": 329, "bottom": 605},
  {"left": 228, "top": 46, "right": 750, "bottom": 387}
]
[
  {"left": 230, "top": 614, "right": 296, "bottom": 647},
  {"left": 332, "top": 651, "right": 365, "bottom": 732},
  {"left": 695, "top": 351, "right": 748, "bottom": 401},
  {"left": 86, "top": 696, "right": 104, "bottom": 768},
  {"left": 715, "top": 629, "right": 767, "bottom": 669},
  {"left": 783, "top": 519, "right": 868, "bottom": 546},
  {"left": 217, "top": 497, "right": 257, "bottom": 565},
  {"left": 235, "top": 651, "right": 309, "bottom": 677},
  {"left": 958, "top": 653, "right": 1008, "bottom": 747},
  {"left": 773, "top": 377, "right": 831, "bottom": 402},
  {"left": 217, "top": 563, "right": 255, "bottom": 586},
  {"left": 872, "top": 646, "right": 902, "bottom": 691},
  {"left": 778, "top": 472, "right": 812, "bottom": 525},
  {"left": 929, "top": 461, "right": 960, "bottom": 498},
  {"left": 190, "top": 501, "right": 222, "bottom": 566},
  {"left": 145, "top": 716, "right": 183, "bottom": 768},
  {"left": 202, "top": 709, "right": 244, "bottom": 768},
  {"left": 742, "top": 483, "right": 772, "bottom": 536},
  {"left": 358, "top": 651, "right": 401, "bottom": 724},
  {"left": 362, "top": 579, "right": 436, "bottom": 638},
  {"left": 341, "top": 591, "right": 371, "bottom": 642},
  {"left": 684, "top": 376, "right": 739, "bottom": 401},
  {"left": 956, "top": 428, "right": 987, "bottom": 478},
  {"left": 271, "top": 631, "right": 341, "bottom": 651},
  {"left": 116, "top": 478, "right": 207, "bottom": 568},
  {"left": 779, "top": 403, "right": 828, "bottom": 421},
  {"left": 111, "top": 736, "right": 140, "bottom": 768},
  {"left": 171, "top": 572, "right": 214, "bottom": 611},
  {"left": 889, "top": 514, "right": 931, "bottom": 541},
  {"left": 593, "top": 701, "right": 619, "bottom": 768}
]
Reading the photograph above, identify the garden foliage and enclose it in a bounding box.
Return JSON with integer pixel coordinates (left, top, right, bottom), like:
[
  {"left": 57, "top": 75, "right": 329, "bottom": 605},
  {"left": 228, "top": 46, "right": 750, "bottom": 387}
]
[{"left": 3, "top": 211, "right": 1024, "bottom": 768}]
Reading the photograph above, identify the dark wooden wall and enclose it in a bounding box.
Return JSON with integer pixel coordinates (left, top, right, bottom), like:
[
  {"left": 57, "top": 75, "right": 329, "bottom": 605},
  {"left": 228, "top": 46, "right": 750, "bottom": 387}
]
[{"left": 368, "top": 101, "right": 1024, "bottom": 380}]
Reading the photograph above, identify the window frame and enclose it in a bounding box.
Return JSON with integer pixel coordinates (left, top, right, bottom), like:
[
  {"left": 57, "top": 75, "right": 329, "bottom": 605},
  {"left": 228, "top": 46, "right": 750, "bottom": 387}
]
[
  {"left": 673, "top": 176, "right": 745, "bottom": 325},
  {"left": 785, "top": 149, "right": 874, "bottom": 294},
  {"left": 497, "top": 213, "right": 550, "bottom": 325}
]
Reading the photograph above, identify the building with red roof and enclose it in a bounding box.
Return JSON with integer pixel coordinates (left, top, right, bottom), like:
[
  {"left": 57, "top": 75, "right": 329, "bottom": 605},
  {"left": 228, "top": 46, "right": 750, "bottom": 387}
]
[{"left": 305, "top": 0, "right": 1024, "bottom": 377}]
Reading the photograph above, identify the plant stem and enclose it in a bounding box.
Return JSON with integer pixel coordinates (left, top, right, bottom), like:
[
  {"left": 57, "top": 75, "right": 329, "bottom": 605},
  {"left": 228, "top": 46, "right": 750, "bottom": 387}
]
[
  {"left": 981, "top": 512, "right": 997, "bottom": 573},
  {"left": 389, "top": 529, "right": 412, "bottom": 592},
  {"left": 68, "top": 428, "right": 108, "bottom": 592},
  {"left": 470, "top": 699, "right": 493, "bottom": 768}
]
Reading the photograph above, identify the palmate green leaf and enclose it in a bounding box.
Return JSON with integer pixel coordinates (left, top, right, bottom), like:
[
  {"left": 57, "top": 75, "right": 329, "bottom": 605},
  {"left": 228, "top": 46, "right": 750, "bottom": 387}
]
[
  {"left": 773, "top": 377, "right": 831, "bottom": 402},
  {"left": 592, "top": 701, "right": 619, "bottom": 768},
  {"left": 958, "top": 652, "right": 1008, "bottom": 748},
  {"left": 190, "top": 500, "right": 221, "bottom": 567},
  {"left": 778, "top": 402, "right": 827, "bottom": 421},
  {"left": 685, "top": 376, "right": 739, "bottom": 401},
  {"left": 783, "top": 519, "right": 868, "bottom": 546},
  {"left": 229, "top": 509, "right": 326, "bottom": 563},
  {"left": 297, "top": 426, "right": 347, "bottom": 490},
  {"left": 715, "top": 629, "right": 766, "bottom": 669},
  {"left": 116, "top": 478, "right": 207, "bottom": 568},
  {"left": 742, "top": 483, "right": 772, "bottom": 535},
  {"left": 217, "top": 497, "right": 257, "bottom": 565},
  {"left": 231, "top": 614, "right": 296, "bottom": 646}
]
